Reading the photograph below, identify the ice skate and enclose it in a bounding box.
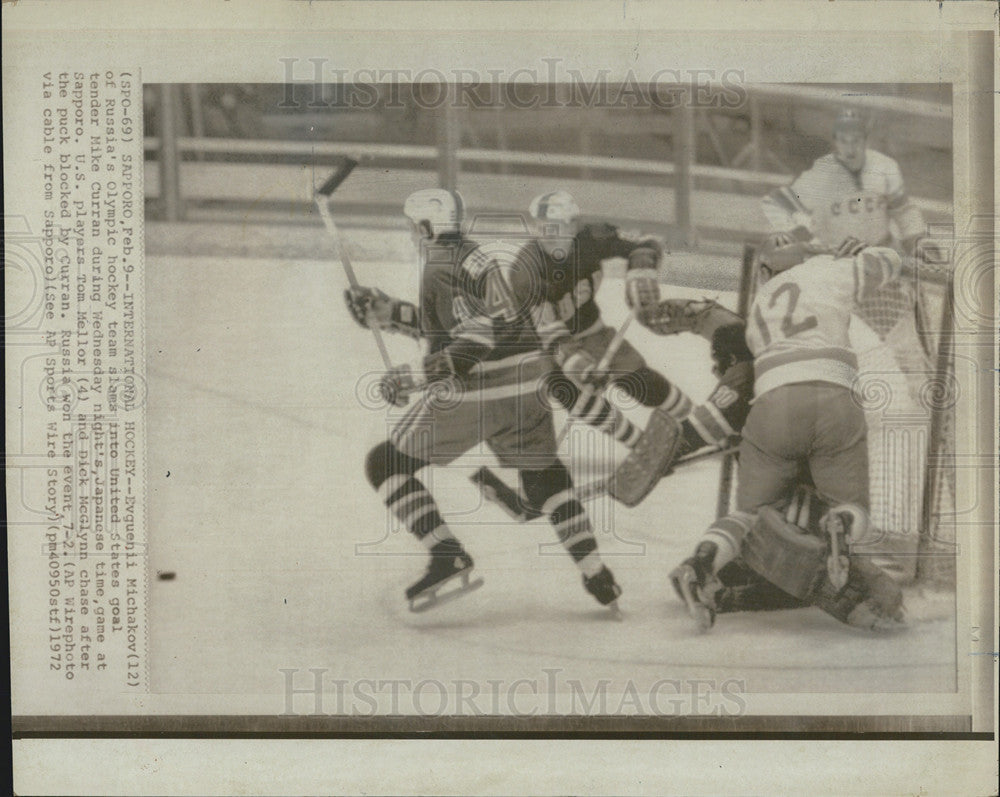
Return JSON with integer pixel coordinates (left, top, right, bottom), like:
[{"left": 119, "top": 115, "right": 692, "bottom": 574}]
[
  {"left": 669, "top": 542, "right": 723, "bottom": 631},
  {"left": 583, "top": 565, "right": 623, "bottom": 618},
  {"left": 406, "top": 540, "right": 483, "bottom": 613}
]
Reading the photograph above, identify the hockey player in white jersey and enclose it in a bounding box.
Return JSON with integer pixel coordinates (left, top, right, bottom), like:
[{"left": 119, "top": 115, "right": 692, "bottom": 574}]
[
  {"left": 670, "top": 234, "right": 905, "bottom": 632},
  {"left": 761, "top": 109, "right": 926, "bottom": 257}
]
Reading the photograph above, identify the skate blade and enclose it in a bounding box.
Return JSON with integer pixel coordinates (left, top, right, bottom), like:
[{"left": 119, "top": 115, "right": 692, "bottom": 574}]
[
  {"left": 408, "top": 571, "right": 484, "bottom": 613},
  {"left": 675, "top": 567, "right": 715, "bottom": 632},
  {"left": 607, "top": 600, "right": 624, "bottom": 621}
]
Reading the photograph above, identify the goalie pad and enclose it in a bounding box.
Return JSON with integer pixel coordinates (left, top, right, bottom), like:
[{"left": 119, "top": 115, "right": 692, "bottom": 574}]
[
  {"left": 742, "top": 506, "right": 829, "bottom": 600},
  {"left": 743, "top": 506, "right": 905, "bottom": 629},
  {"left": 607, "top": 409, "right": 682, "bottom": 507},
  {"left": 812, "top": 555, "right": 905, "bottom": 630}
]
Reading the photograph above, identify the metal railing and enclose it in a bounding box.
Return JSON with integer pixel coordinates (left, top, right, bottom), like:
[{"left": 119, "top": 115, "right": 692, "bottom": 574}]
[{"left": 149, "top": 83, "right": 953, "bottom": 241}]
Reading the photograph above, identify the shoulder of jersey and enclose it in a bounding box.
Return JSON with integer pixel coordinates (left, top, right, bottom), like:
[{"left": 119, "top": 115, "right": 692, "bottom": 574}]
[
  {"left": 811, "top": 153, "right": 843, "bottom": 173},
  {"left": 861, "top": 149, "right": 898, "bottom": 171}
]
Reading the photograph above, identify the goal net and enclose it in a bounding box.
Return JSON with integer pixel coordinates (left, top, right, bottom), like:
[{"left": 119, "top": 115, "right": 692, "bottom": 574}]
[{"left": 732, "top": 243, "right": 956, "bottom": 587}]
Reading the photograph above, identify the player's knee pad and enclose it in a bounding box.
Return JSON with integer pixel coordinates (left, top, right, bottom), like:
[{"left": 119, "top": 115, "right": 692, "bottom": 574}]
[
  {"left": 742, "top": 506, "right": 828, "bottom": 601},
  {"left": 364, "top": 441, "right": 423, "bottom": 490},
  {"left": 520, "top": 460, "right": 572, "bottom": 509}
]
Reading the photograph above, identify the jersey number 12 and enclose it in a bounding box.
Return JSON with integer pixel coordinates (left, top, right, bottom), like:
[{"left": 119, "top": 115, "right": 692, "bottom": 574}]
[{"left": 752, "top": 282, "right": 818, "bottom": 345}]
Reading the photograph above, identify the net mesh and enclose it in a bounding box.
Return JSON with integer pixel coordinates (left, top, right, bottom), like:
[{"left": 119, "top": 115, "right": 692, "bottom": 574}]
[{"left": 848, "top": 275, "right": 955, "bottom": 586}]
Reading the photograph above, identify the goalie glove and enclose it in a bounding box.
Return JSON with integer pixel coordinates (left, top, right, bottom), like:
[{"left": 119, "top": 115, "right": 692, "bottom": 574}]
[{"left": 640, "top": 298, "right": 715, "bottom": 337}]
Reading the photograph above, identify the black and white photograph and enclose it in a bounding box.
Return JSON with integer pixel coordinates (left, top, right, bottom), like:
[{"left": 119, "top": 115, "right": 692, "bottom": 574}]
[
  {"left": 142, "top": 79, "right": 962, "bottom": 705},
  {"left": 5, "top": 3, "right": 996, "bottom": 794}
]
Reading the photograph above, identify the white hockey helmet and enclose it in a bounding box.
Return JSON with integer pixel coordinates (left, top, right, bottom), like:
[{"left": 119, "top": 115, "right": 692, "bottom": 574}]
[
  {"left": 833, "top": 108, "right": 868, "bottom": 138},
  {"left": 403, "top": 188, "right": 464, "bottom": 238},
  {"left": 757, "top": 233, "right": 815, "bottom": 275},
  {"left": 529, "top": 191, "right": 580, "bottom": 225}
]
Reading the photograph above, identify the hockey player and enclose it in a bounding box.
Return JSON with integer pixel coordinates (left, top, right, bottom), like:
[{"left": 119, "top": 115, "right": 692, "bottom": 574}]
[
  {"left": 523, "top": 191, "right": 695, "bottom": 448},
  {"left": 345, "top": 188, "right": 622, "bottom": 613},
  {"left": 669, "top": 234, "right": 906, "bottom": 631},
  {"left": 761, "top": 108, "right": 926, "bottom": 257},
  {"left": 476, "top": 193, "right": 755, "bottom": 511},
  {"left": 618, "top": 295, "right": 755, "bottom": 502},
  {"left": 762, "top": 107, "right": 938, "bottom": 582}
]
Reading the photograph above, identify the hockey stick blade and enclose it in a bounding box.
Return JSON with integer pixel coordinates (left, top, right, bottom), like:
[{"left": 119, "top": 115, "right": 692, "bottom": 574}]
[{"left": 316, "top": 156, "right": 359, "bottom": 197}]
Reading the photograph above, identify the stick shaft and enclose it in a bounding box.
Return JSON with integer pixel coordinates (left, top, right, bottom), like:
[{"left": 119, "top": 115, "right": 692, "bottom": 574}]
[
  {"left": 316, "top": 156, "right": 359, "bottom": 197},
  {"left": 314, "top": 165, "right": 393, "bottom": 368},
  {"left": 556, "top": 310, "right": 635, "bottom": 447}
]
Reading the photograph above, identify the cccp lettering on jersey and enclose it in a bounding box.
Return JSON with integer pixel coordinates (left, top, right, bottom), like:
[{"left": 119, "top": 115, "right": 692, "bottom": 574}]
[{"left": 830, "top": 195, "right": 888, "bottom": 216}]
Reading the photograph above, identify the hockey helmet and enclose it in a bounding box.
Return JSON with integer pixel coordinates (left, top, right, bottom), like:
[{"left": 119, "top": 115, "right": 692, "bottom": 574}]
[
  {"left": 403, "top": 188, "right": 464, "bottom": 238},
  {"left": 833, "top": 108, "right": 869, "bottom": 138},
  {"left": 529, "top": 191, "right": 580, "bottom": 225},
  {"left": 756, "top": 233, "right": 814, "bottom": 275}
]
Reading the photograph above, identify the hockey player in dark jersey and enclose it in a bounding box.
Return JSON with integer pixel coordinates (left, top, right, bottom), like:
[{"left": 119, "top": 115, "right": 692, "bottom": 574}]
[
  {"left": 345, "top": 189, "right": 622, "bottom": 613},
  {"left": 522, "top": 191, "right": 695, "bottom": 449},
  {"left": 514, "top": 192, "right": 754, "bottom": 507},
  {"left": 473, "top": 192, "right": 756, "bottom": 515}
]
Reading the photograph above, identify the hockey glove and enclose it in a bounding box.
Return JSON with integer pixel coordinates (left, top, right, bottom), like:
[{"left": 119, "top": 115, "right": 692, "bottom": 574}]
[
  {"left": 710, "top": 323, "right": 753, "bottom": 376},
  {"left": 624, "top": 249, "right": 661, "bottom": 319},
  {"left": 344, "top": 285, "right": 394, "bottom": 330},
  {"left": 378, "top": 363, "right": 421, "bottom": 407}
]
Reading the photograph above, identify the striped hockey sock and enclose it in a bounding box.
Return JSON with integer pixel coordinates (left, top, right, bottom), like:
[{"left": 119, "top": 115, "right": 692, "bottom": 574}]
[
  {"left": 542, "top": 488, "right": 604, "bottom": 577},
  {"left": 572, "top": 390, "right": 643, "bottom": 448},
  {"left": 702, "top": 511, "right": 756, "bottom": 573},
  {"left": 658, "top": 382, "right": 694, "bottom": 420},
  {"left": 379, "top": 474, "right": 455, "bottom": 549},
  {"left": 685, "top": 400, "right": 737, "bottom": 450}
]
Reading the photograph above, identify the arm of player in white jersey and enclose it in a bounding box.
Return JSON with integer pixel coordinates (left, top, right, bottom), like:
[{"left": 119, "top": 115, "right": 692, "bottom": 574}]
[
  {"left": 760, "top": 168, "right": 817, "bottom": 238},
  {"left": 853, "top": 246, "right": 903, "bottom": 303}
]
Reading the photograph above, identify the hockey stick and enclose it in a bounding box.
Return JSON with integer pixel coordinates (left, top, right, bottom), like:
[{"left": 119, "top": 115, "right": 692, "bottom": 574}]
[
  {"left": 472, "top": 442, "right": 738, "bottom": 522},
  {"left": 555, "top": 310, "right": 635, "bottom": 447},
  {"left": 314, "top": 157, "right": 394, "bottom": 369},
  {"left": 470, "top": 311, "right": 639, "bottom": 520}
]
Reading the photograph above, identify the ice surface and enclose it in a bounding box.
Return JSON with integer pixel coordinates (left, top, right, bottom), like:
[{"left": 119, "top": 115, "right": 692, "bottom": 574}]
[{"left": 144, "top": 241, "right": 956, "bottom": 710}]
